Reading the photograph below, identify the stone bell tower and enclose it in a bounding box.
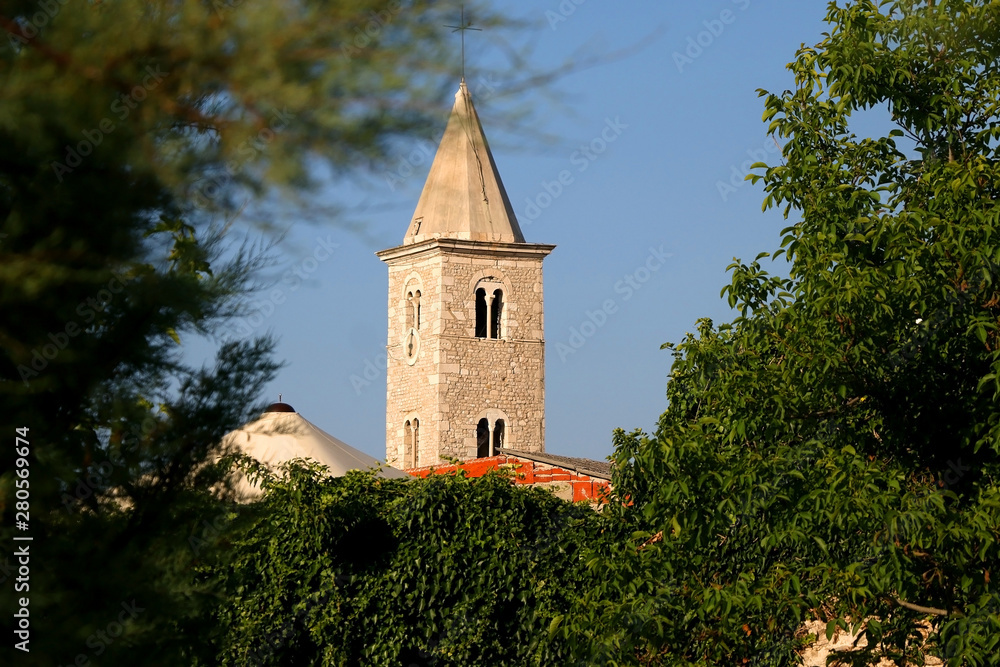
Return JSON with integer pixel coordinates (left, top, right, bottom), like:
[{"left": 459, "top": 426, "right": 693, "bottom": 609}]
[{"left": 377, "top": 80, "right": 554, "bottom": 468}]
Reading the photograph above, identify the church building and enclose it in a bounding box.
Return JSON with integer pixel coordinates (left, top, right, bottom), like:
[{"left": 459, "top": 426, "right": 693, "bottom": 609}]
[
  {"left": 223, "top": 79, "right": 610, "bottom": 504},
  {"left": 377, "top": 79, "right": 555, "bottom": 469}
]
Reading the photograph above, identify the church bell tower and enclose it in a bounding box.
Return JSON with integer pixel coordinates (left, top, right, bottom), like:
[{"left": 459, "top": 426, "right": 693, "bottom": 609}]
[{"left": 377, "top": 80, "right": 554, "bottom": 468}]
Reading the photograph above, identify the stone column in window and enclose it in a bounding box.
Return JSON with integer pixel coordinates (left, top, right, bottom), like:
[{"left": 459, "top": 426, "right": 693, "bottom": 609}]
[
  {"left": 475, "top": 288, "right": 487, "bottom": 338},
  {"left": 412, "top": 418, "right": 420, "bottom": 468},
  {"left": 403, "top": 420, "right": 412, "bottom": 468},
  {"left": 491, "top": 289, "right": 503, "bottom": 339}
]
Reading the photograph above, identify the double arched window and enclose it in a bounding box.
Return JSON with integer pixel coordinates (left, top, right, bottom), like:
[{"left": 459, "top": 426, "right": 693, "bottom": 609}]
[
  {"left": 475, "top": 413, "right": 507, "bottom": 458},
  {"left": 402, "top": 278, "right": 423, "bottom": 364},
  {"left": 403, "top": 417, "right": 420, "bottom": 468},
  {"left": 406, "top": 289, "right": 421, "bottom": 331},
  {"left": 474, "top": 284, "right": 503, "bottom": 339}
]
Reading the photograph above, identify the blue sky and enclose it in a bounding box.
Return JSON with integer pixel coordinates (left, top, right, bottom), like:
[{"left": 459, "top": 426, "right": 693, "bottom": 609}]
[{"left": 190, "top": 0, "right": 840, "bottom": 462}]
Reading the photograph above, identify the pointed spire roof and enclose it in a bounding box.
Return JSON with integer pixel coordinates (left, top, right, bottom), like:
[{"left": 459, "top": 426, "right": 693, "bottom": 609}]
[{"left": 403, "top": 80, "right": 525, "bottom": 245}]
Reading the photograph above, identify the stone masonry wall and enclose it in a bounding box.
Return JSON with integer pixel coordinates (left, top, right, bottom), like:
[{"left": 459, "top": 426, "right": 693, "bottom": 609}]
[
  {"left": 384, "top": 250, "right": 439, "bottom": 468},
  {"left": 383, "top": 241, "right": 550, "bottom": 465}
]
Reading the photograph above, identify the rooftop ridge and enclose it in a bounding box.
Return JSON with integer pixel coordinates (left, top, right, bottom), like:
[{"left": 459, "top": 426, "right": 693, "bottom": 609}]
[{"left": 498, "top": 447, "right": 613, "bottom": 481}]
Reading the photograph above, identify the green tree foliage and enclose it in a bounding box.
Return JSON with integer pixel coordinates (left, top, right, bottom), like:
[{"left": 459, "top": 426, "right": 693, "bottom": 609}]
[
  {"left": 12, "top": 0, "right": 1000, "bottom": 665},
  {"left": 0, "top": 1, "right": 510, "bottom": 664},
  {"left": 597, "top": 1, "right": 1000, "bottom": 664},
  {"left": 204, "top": 462, "right": 610, "bottom": 666}
]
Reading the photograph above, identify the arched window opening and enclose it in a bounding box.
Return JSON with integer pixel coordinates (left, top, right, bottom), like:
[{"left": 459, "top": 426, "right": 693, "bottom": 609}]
[
  {"left": 414, "top": 290, "right": 422, "bottom": 331},
  {"left": 492, "top": 419, "right": 505, "bottom": 454},
  {"left": 476, "top": 418, "right": 490, "bottom": 458},
  {"left": 475, "top": 283, "right": 504, "bottom": 339},
  {"left": 491, "top": 289, "right": 503, "bottom": 339},
  {"left": 406, "top": 291, "right": 415, "bottom": 331},
  {"left": 403, "top": 419, "right": 413, "bottom": 468},
  {"left": 475, "top": 288, "right": 488, "bottom": 338},
  {"left": 412, "top": 418, "right": 420, "bottom": 468}
]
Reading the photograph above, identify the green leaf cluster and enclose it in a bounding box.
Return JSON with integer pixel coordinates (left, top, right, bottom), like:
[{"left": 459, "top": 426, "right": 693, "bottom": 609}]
[
  {"left": 602, "top": 1, "right": 1000, "bottom": 664},
  {"left": 205, "top": 463, "right": 611, "bottom": 666}
]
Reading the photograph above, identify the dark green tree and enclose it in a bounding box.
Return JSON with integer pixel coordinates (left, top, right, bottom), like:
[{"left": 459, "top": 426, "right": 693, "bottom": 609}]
[
  {"left": 577, "top": 1, "right": 1000, "bottom": 664},
  {"left": 0, "top": 1, "right": 517, "bottom": 664}
]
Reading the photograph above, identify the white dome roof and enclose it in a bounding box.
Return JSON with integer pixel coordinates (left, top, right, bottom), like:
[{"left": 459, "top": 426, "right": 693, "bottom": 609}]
[{"left": 223, "top": 406, "right": 408, "bottom": 496}]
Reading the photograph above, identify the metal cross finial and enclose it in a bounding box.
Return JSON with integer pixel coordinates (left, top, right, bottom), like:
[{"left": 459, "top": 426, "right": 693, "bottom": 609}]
[
  {"left": 278, "top": 393, "right": 282, "bottom": 402},
  {"left": 444, "top": 5, "right": 481, "bottom": 82}
]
